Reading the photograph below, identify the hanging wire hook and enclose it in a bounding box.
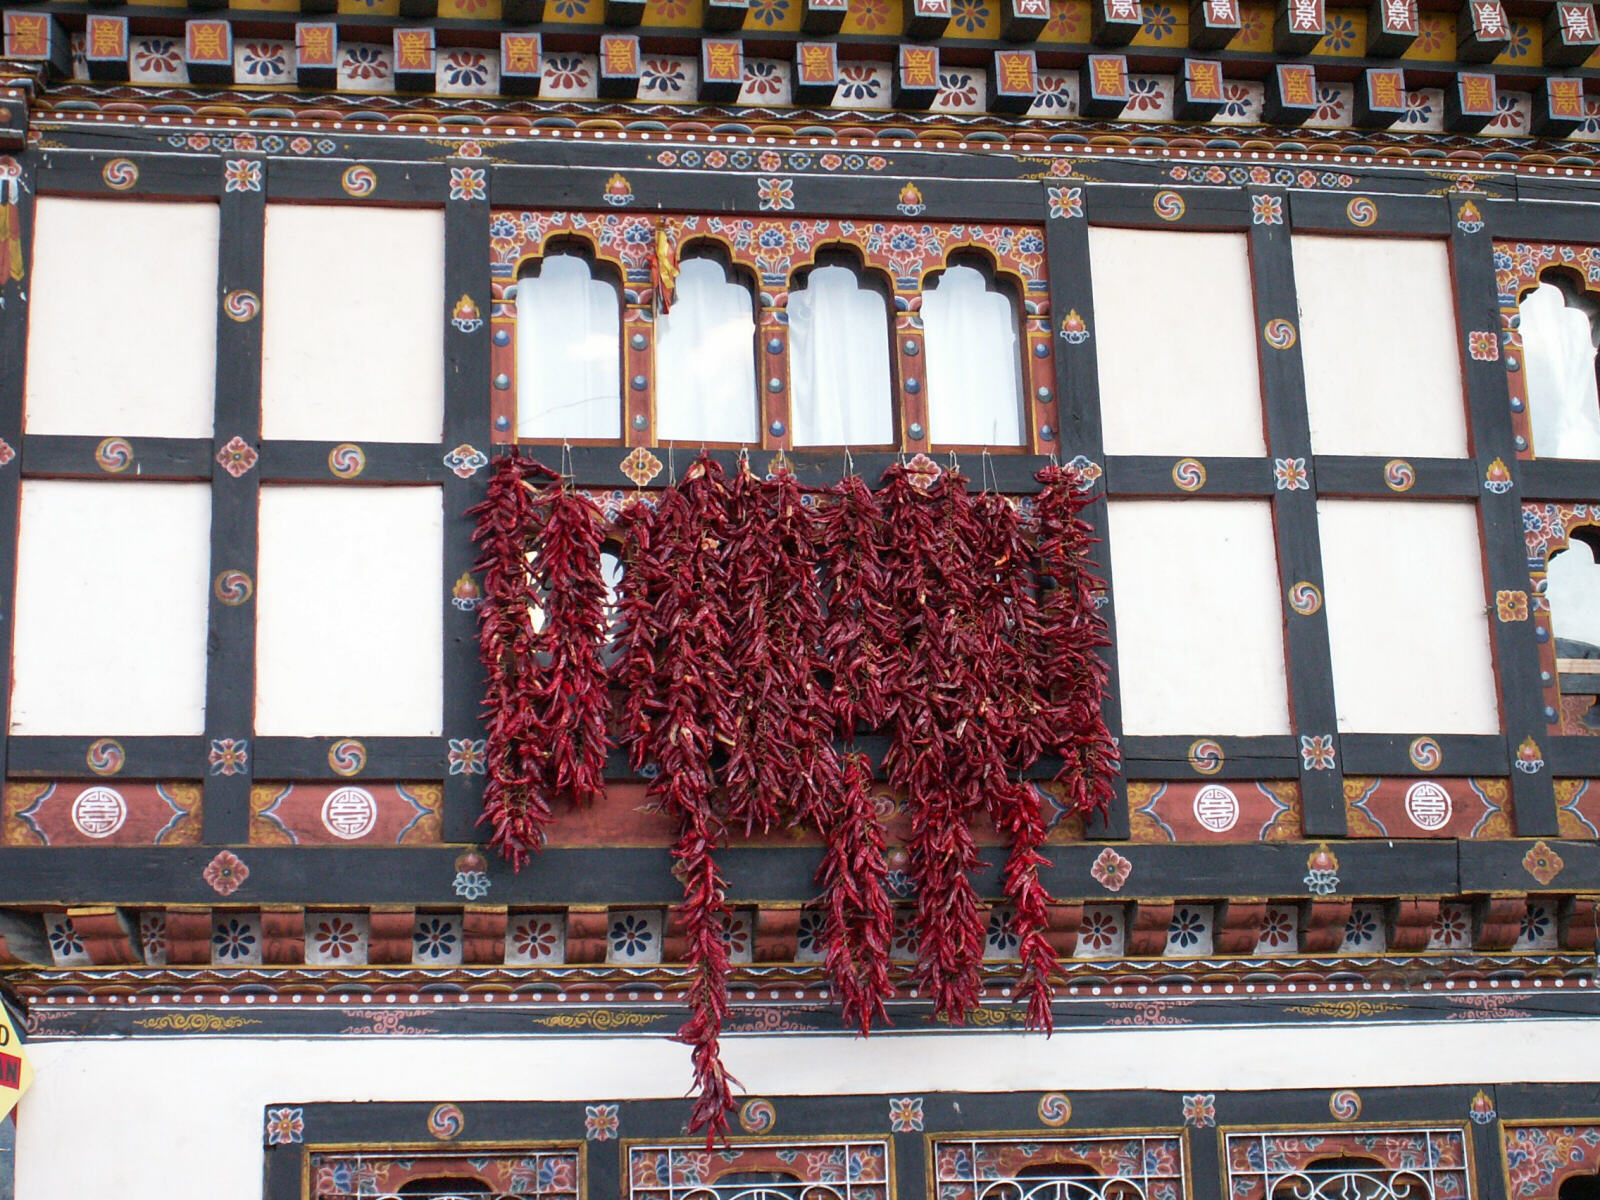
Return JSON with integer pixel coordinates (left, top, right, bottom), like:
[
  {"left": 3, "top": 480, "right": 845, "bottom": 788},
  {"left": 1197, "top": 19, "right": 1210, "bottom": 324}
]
[
  {"left": 981, "top": 446, "right": 994, "bottom": 494},
  {"left": 842, "top": 444, "right": 855, "bottom": 482},
  {"left": 668, "top": 441, "right": 677, "bottom": 486},
  {"left": 561, "top": 440, "right": 574, "bottom": 491}
]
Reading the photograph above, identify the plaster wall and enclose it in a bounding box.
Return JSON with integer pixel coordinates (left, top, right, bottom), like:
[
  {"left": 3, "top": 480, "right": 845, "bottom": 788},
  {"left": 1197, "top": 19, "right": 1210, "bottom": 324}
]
[
  {"left": 25, "top": 198, "right": 219, "bottom": 439},
  {"left": 13, "top": 1021, "right": 1600, "bottom": 1198}
]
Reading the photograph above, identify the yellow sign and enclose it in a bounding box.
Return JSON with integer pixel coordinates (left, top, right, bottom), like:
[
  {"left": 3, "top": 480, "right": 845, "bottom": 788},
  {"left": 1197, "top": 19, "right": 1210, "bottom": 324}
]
[{"left": 0, "top": 999, "right": 31, "bottom": 1121}]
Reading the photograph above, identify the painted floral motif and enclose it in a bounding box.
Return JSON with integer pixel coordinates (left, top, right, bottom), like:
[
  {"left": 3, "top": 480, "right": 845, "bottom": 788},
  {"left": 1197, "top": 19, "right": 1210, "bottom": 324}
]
[
  {"left": 265, "top": 1107, "right": 304, "bottom": 1145},
  {"left": 952, "top": 0, "right": 989, "bottom": 31},
  {"left": 1142, "top": 4, "right": 1176, "bottom": 39},
  {"left": 888, "top": 1096, "right": 925, "bottom": 1132},
  {"left": 1166, "top": 905, "right": 1209, "bottom": 951},
  {"left": 134, "top": 39, "right": 182, "bottom": 74},
  {"left": 1045, "top": 0, "right": 1082, "bottom": 37},
  {"left": 610, "top": 912, "right": 655, "bottom": 957},
  {"left": 1220, "top": 84, "right": 1257, "bottom": 119},
  {"left": 1496, "top": 590, "right": 1530, "bottom": 621},
  {"left": 1078, "top": 907, "right": 1121, "bottom": 953},
  {"left": 1033, "top": 73, "right": 1075, "bottom": 112},
  {"left": 343, "top": 45, "right": 390, "bottom": 80},
  {"left": 1274, "top": 458, "right": 1310, "bottom": 490},
  {"left": 1313, "top": 87, "right": 1347, "bottom": 123},
  {"left": 413, "top": 916, "right": 459, "bottom": 960},
  {"left": 1127, "top": 77, "right": 1165, "bottom": 112},
  {"left": 209, "top": 738, "right": 248, "bottom": 776},
  {"left": 140, "top": 912, "right": 166, "bottom": 962},
  {"left": 1091, "top": 846, "right": 1132, "bottom": 892},
  {"left": 1257, "top": 905, "right": 1296, "bottom": 951},
  {"left": 217, "top": 436, "right": 259, "bottom": 478},
  {"left": 440, "top": 50, "right": 490, "bottom": 88},
  {"left": 449, "top": 167, "right": 487, "bottom": 202},
  {"left": 444, "top": 442, "right": 488, "bottom": 477},
  {"left": 1341, "top": 904, "right": 1381, "bottom": 949},
  {"left": 1300, "top": 734, "right": 1337, "bottom": 770},
  {"left": 204, "top": 849, "right": 249, "bottom": 896},
  {"left": 48, "top": 918, "right": 83, "bottom": 958},
  {"left": 1469, "top": 330, "right": 1500, "bottom": 361},
  {"left": 1516, "top": 900, "right": 1554, "bottom": 947},
  {"left": 512, "top": 916, "right": 563, "bottom": 961},
  {"left": 986, "top": 907, "right": 1019, "bottom": 954},
  {"left": 1183, "top": 1094, "right": 1216, "bottom": 1128},
  {"left": 1398, "top": 93, "right": 1434, "bottom": 126},
  {"left": 757, "top": 178, "right": 795, "bottom": 211},
  {"left": 851, "top": 0, "right": 889, "bottom": 29},
  {"left": 223, "top": 159, "right": 262, "bottom": 193},
  {"left": 938, "top": 72, "right": 981, "bottom": 109},
  {"left": 453, "top": 869, "right": 491, "bottom": 900},
  {"left": 749, "top": 0, "right": 789, "bottom": 23},
  {"left": 837, "top": 64, "right": 883, "bottom": 101},
  {"left": 1047, "top": 186, "right": 1083, "bottom": 221},
  {"left": 1523, "top": 840, "right": 1564, "bottom": 885},
  {"left": 544, "top": 54, "right": 592, "bottom": 90},
  {"left": 1504, "top": 1124, "right": 1600, "bottom": 1196},
  {"left": 1304, "top": 845, "right": 1340, "bottom": 896},
  {"left": 314, "top": 916, "right": 361, "bottom": 960},
  {"left": 1252, "top": 194, "right": 1283, "bottom": 225},
  {"left": 585, "top": 1103, "right": 620, "bottom": 1141},
  {"left": 1320, "top": 13, "right": 1355, "bottom": 50},
  {"left": 642, "top": 58, "right": 688, "bottom": 94},
  {"left": 212, "top": 916, "right": 258, "bottom": 962},
  {"left": 447, "top": 737, "right": 488, "bottom": 775}
]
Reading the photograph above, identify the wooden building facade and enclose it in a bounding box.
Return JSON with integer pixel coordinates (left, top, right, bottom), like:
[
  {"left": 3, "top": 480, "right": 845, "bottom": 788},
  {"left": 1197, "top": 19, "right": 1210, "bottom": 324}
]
[{"left": 4, "top": 0, "right": 1600, "bottom": 1196}]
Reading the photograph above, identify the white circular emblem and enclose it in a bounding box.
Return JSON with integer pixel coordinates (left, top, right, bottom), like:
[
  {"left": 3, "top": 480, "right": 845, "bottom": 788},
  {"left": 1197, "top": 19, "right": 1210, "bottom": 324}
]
[
  {"left": 1192, "top": 784, "right": 1240, "bottom": 832},
  {"left": 321, "top": 786, "right": 378, "bottom": 840},
  {"left": 71, "top": 786, "right": 127, "bottom": 838},
  {"left": 1404, "top": 781, "right": 1453, "bottom": 831}
]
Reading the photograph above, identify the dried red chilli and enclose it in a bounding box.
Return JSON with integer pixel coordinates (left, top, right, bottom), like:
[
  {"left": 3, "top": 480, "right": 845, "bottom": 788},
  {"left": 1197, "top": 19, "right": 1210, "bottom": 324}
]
[
  {"left": 616, "top": 455, "right": 740, "bottom": 1143},
  {"left": 816, "top": 750, "right": 894, "bottom": 1034},
  {"left": 1033, "top": 465, "right": 1120, "bottom": 823},
  {"left": 878, "top": 464, "right": 989, "bottom": 1023},
  {"left": 820, "top": 475, "right": 898, "bottom": 735},
  {"left": 468, "top": 455, "right": 609, "bottom": 868}
]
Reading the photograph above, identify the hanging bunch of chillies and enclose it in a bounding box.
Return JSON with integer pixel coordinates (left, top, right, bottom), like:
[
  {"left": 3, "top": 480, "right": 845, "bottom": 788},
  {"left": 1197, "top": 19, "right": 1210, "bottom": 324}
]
[
  {"left": 877, "top": 464, "right": 991, "bottom": 1023},
  {"left": 815, "top": 474, "right": 899, "bottom": 1033},
  {"left": 615, "top": 454, "right": 740, "bottom": 1142},
  {"left": 1033, "top": 464, "right": 1120, "bottom": 824},
  {"left": 468, "top": 455, "right": 611, "bottom": 868}
]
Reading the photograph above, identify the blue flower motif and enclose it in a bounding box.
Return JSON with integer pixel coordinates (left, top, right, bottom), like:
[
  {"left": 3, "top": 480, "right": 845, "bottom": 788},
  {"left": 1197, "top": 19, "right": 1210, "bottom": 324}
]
[
  {"left": 1320, "top": 13, "right": 1354, "bottom": 50},
  {"left": 1142, "top": 3, "right": 1175, "bottom": 39},
  {"left": 491, "top": 215, "right": 518, "bottom": 238},
  {"left": 212, "top": 917, "right": 257, "bottom": 961},
  {"left": 414, "top": 917, "right": 458, "bottom": 960},
  {"left": 611, "top": 913, "right": 654, "bottom": 956},
  {"left": 758, "top": 227, "right": 786, "bottom": 249},
  {"left": 453, "top": 870, "right": 491, "bottom": 900},
  {"left": 48, "top": 921, "right": 83, "bottom": 957},
  {"left": 749, "top": 0, "right": 788, "bottom": 25},
  {"left": 884, "top": 870, "right": 915, "bottom": 898},
  {"left": 641, "top": 58, "right": 686, "bottom": 93},
  {"left": 890, "top": 230, "right": 918, "bottom": 251},
  {"left": 952, "top": 0, "right": 988, "bottom": 31},
  {"left": 1018, "top": 232, "right": 1045, "bottom": 254}
]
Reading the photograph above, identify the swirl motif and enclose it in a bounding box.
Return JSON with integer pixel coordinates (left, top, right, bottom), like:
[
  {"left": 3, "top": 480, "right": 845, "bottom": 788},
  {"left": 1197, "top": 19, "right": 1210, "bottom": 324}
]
[
  {"left": 1263, "top": 319, "right": 1298, "bottom": 350},
  {"left": 87, "top": 738, "right": 125, "bottom": 776},
  {"left": 328, "top": 444, "right": 366, "bottom": 479},
  {"left": 1408, "top": 736, "right": 1443, "bottom": 772},
  {"left": 329, "top": 739, "right": 367, "bottom": 777},
  {"left": 224, "top": 289, "right": 260, "bottom": 322},
  {"left": 1187, "top": 739, "right": 1224, "bottom": 776},
  {"left": 1345, "top": 197, "right": 1378, "bottom": 227},
  {"left": 214, "top": 569, "right": 254, "bottom": 606},
  {"left": 95, "top": 437, "right": 134, "bottom": 473},
  {"left": 1038, "top": 1092, "right": 1073, "bottom": 1127},
  {"left": 1288, "top": 581, "right": 1322, "bottom": 616},
  {"left": 427, "top": 1103, "right": 464, "bottom": 1140},
  {"left": 102, "top": 158, "right": 139, "bottom": 190},
  {"left": 1153, "top": 190, "right": 1186, "bottom": 221},
  {"left": 738, "top": 1098, "right": 777, "bottom": 1134},
  {"left": 1384, "top": 459, "right": 1416, "bottom": 493},
  {"left": 1172, "top": 458, "right": 1206, "bottom": 492},
  {"left": 1329, "top": 1089, "right": 1363, "bottom": 1120},
  {"left": 341, "top": 165, "right": 377, "bottom": 197}
]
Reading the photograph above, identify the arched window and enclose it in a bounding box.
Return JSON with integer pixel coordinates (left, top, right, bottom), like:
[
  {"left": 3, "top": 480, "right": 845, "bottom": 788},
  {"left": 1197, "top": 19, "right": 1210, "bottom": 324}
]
[
  {"left": 655, "top": 250, "right": 759, "bottom": 444},
  {"left": 1520, "top": 276, "right": 1600, "bottom": 459},
  {"left": 515, "top": 248, "right": 622, "bottom": 440},
  {"left": 788, "top": 256, "right": 894, "bottom": 447},
  {"left": 397, "top": 1176, "right": 490, "bottom": 1199},
  {"left": 713, "top": 1168, "right": 806, "bottom": 1199},
  {"left": 922, "top": 259, "right": 1025, "bottom": 447},
  {"left": 1548, "top": 526, "right": 1600, "bottom": 730},
  {"left": 1269, "top": 1156, "right": 1430, "bottom": 1200}
]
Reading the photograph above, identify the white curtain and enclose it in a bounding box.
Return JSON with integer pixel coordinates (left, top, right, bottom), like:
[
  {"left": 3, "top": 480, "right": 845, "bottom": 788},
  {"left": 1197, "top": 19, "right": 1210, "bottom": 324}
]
[
  {"left": 789, "top": 265, "right": 893, "bottom": 447},
  {"left": 922, "top": 264, "right": 1024, "bottom": 446},
  {"left": 516, "top": 255, "right": 622, "bottom": 440},
  {"left": 1549, "top": 541, "right": 1600, "bottom": 648},
  {"left": 655, "top": 257, "right": 759, "bottom": 444},
  {"left": 1522, "top": 281, "right": 1600, "bottom": 460}
]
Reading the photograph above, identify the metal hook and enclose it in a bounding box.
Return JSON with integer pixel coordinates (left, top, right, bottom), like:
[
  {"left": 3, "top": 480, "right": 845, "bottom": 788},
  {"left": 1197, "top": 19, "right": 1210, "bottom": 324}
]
[
  {"left": 981, "top": 447, "right": 994, "bottom": 494},
  {"left": 842, "top": 445, "right": 855, "bottom": 482},
  {"left": 560, "top": 440, "right": 574, "bottom": 490},
  {"left": 667, "top": 441, "right": 677, "bottom": 486}
]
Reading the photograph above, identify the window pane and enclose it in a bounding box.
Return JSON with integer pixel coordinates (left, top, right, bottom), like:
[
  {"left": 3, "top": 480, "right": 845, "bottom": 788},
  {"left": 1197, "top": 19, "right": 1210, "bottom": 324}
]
[
  {"left": 26, "top": 198, "right": 218, "bottom": 438},
  {"left": 1108, "top": 499, "right": 1291, "bottom": 735},
  {"left": 1318, "top": 500, "right": 1499, "bottom": 733},
  {"left": 516, "top": 255, "right": 622, "bottom": 440},
  {"left": 1295, "top": 234, "right": 1467, "bottom": 457},
  {"left": 923, "top": 264, "right": 1024, "bottom": 446},
  {"left": 655, "top": 257, "right": 758, "bottom": 443},
  {"left": 789, "top": 265, "right": 893, "bottom": 447},
  {"left": 1549, "top": 538, "right": 1600, "bottom": 650},
  {"left": 1091, "top": 227, "right": 1265, "bottom": 456},
  {"left": 1521, "top": 281, "right": 1600, "bottom": 459}
]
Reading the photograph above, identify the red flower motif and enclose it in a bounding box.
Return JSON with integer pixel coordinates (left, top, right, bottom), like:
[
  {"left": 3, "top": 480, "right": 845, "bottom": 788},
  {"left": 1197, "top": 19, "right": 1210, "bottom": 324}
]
[
  {"left": 1090, "top": 846, "right": 1132, "bottom": 892},
  {"left": 204, "top": 850, "right": 248, "bottom": 897}
]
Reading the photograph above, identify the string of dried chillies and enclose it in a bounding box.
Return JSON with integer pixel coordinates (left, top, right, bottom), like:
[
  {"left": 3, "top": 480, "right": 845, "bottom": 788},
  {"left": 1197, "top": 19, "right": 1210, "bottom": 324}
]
[
  {"left": 878, "top": 464, "right": 990, "bottom": 1023},
  {"left": 816, "top": 474, "right": 897, "bottom": 1034},
  {"left": 468, "top": 455, "right": 612, "bottom": 868},
  {"left": 1033, "top": 464, "right": 1120, "bottom": 824},
  {"left": 616, "top": 454, "right": 740, "bottom": 1142}
]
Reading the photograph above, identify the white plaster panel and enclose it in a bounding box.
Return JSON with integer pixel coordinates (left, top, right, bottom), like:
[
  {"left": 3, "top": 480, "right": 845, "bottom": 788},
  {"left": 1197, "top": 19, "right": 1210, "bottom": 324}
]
[
  {"left": 261, "top": 204, "right": 444, "bottom": 442},
  {"left": 1294, "top": 234, "right": 1469, "bottom": 457},
  {"left": 19, "top": 1023, "right": 1600, "bottom": 1200},
  {"left": 25, "top": 198, "right": 218, "bottom": 438},
  {"left": 1090, "top": 227, "right": 1266, "bottom": 456},
  {"left": 1108, "top": 499, "right": 1291, "bottom": 735},
  {"left": 255, "top": 486, "right": 442, "bottom": 736},
  {"left": 1317, "top": 500, "right": 1499, "bottom": 733},
  {"left": 11, "top": 481, "right": 210, "bottom": 735}
]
